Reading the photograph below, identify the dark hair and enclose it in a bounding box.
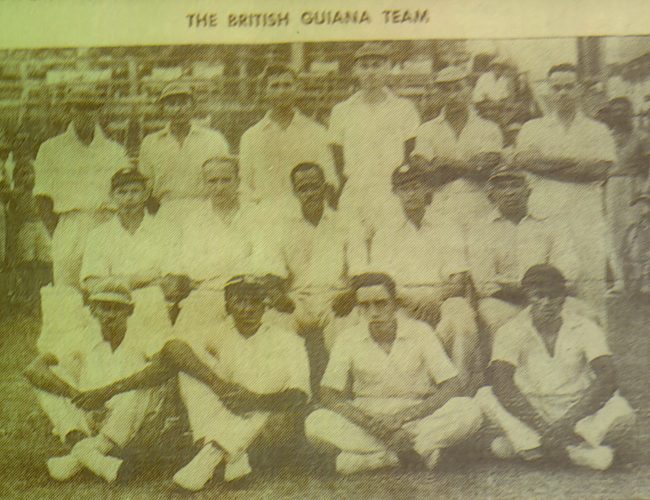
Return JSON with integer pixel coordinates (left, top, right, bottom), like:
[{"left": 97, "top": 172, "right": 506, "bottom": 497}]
[
  {"left": 521, "top": 264, "right": 567, "bottom": 293},
  {"left": 261, "top": 63, "right": 297, "bottom": 87},
  {"left": 351, "top": 272, "right": 397, "bottom": 299},
  {"left": 548, "top": 63, "right": 577, "bottom": 77},
  {"left": 290, "top": 162, "right": 325, "bottom": 186},
  {"left": 202, "top": 156, "right": 239, "bottom": 177}
]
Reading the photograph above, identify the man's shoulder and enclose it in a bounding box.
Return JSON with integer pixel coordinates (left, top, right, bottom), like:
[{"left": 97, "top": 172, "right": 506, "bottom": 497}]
[
  {"left": 397, "top": 312, "right": 436, "bottom": 339},
  {"left": 86, "top": 216, "right": 119, "bottom": 241}
]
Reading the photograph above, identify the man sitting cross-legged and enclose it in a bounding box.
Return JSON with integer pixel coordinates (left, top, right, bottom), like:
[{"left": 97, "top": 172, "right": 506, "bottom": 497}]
[
  {"left": 305, "top": 272, "right": 482, "bottom": 475},
  {"left": 72, "top": 274, "right": 311, "bottom": 491},
  {"left": 476, "top": 264, "right": 636, "bottom": 470},
  {"left": 24, "top": 280, "right": 169, "bottom": 483}
]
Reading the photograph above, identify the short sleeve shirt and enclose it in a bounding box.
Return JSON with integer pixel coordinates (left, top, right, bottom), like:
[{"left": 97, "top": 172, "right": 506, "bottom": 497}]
[
  {"left": 492, "top": 307, "right": 611, "bottom": 398},
  {"left": 33, "top": 124, "right": 128, "bottom": 213},
  {"left": 139, "top": 124, "right": 230, "bottom": 202},
  {"left": 321, "top": 313, "right": 458, "bottom": 399}
]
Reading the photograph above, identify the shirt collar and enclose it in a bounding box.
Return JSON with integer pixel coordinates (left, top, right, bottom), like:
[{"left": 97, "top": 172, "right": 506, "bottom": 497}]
[
  {"left": 65, "top": 122, "right": 108, "bottom": 146},
  {"left": 360, "top": 313, "right": 413, "bottom": 344},
  {"left": 350, "top": 87, "right": 397, "bottom": 105},
  {"left": 259, "top": 109, "right": 303, "bottom": 130},
  {"left": 158, "top": 121, "right": 204, "bottom": 138}
]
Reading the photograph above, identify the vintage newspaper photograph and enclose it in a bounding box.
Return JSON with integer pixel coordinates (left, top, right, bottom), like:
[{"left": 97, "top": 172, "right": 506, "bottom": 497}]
[{"left": 0, "top": 0, "right": 649, "bottom": 497}]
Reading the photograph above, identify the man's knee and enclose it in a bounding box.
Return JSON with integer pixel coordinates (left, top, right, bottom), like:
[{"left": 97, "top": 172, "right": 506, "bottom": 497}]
[
  {"left": 304, "top": 409, "right": 331, "bottom": 443},
  {"left": 443, "top": 396, "right": 483, "bottom": 431}
]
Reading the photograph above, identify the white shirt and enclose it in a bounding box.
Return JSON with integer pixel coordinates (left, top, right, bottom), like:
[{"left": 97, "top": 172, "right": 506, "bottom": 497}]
[
  {"left": 274, "top": 205, "right": 364, "bottom": 291},
  {"left": 80, "top": 213, "right": 172, "bottom": 282},
  {"left": 239, "top": 110, "right": 339, "bottom": 203},
  {"left": 492, "top": 306, "right": 611, "bottom": 421},
  {"left": 515, "top": 112, "right": 616, "bottom": 217},
  {"left": 329, "top": 89, "right": 420, "bottom": 196},
  {"left": 139, "top": 123, "right": 230, "bottom": 202},
  {"left": 185, "top": 317, "right": 311, "bottom": 397},
  {"left": 472, "top": 71, "right": 513, "bottom": 102},
  {"left": 369, "top": 209, "right": 468, "bottom": 286},
  {"left": 322, "top": 313, "right": 458, "bottom": 400},
  {"left": 166, "top": 200, "right": 285, "bottom": 284},
  {"left": 33, "top": 124, "right": 127, "bottom": 213},
  {"left": 468, "top": 210, "right": 579, "bottom": 297}
]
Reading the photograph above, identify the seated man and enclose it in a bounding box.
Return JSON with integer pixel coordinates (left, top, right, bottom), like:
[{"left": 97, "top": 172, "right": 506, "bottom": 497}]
[
  {"left": 476, "top": 265, "right": 636, "bottom": 470},
  {"left": 72, "top": 275, "right": 310, "bottom": 491},
  {"left": 305, "top": 273, "right": 482, "bottom": 475},
  {"left": 24, "top": 280, "right": 167, "bottom": 483},
  {"left": 368, "top": 163, "right": 479, "bottom": 388}
]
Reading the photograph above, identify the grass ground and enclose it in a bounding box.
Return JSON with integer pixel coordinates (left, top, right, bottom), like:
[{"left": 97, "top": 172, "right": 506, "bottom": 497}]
[{"left": 0, "top": 297, "right": 648, "bottom": 499}]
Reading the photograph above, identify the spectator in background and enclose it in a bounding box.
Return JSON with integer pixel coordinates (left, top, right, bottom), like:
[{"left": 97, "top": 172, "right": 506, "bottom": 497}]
[
  {"left": 412, "top": 66, "right": 503, "bottom": 233},
  {"left": 472, "top": 56, "right": 515, "bottom": 113},
  {"left": 239, "top": 64, "right": 339, "bottom": 207},
  {"left": 331, "top": 42, "right": 420, "bottom": 221},
  {"left": 599, "top": 97, "right": 650, "bottom": 293},
  {"left": 138, "top": 82, "right": 230, "bottom": 226},
  {"left": 8, "top": 159, "right": 52, "bottom": 311},
  {"left": 33, "top": 87, "right": 127, "bottom": 288},
  {"left": 514, "top": 64, "right": 616, "bottom": 326}
]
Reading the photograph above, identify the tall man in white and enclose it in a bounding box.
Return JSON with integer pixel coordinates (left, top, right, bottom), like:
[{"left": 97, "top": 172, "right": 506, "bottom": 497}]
[
  {"left": 412, "top": 66, "right": 503, "bottom": 231},
  {"left": 476, "top": 265, "right": 635, "bottom": 471},
  {"left": 514, "top": 64, "right": 616, "bottom": 324},
  {"left": 368, "top": 163, "right": 479, "bottom": 388},
  {"left": 239, "top": 63, "right": 339, "bottom": 206},
  {"left": 72, "top": 275, "right": 311, "bottom": 491},
  {"left": 331, "top": 42, "right": 420, "bottom": 221},
  {"left": 139, "top": 82, "right": 230, "bottom": 226},
  {"left": 305, "top": 273, "right": 482, "bottom": 475},
  {"left": 34, "top": 87, "right": 127, "bottom": 287}
]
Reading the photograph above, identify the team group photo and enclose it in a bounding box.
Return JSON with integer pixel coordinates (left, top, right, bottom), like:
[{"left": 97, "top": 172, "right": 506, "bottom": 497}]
[{"left": 0, "top": 36, "right": 649, "bottom": 498}]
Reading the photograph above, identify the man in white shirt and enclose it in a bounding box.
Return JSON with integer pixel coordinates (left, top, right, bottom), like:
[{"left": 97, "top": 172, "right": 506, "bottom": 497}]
[
  {"left": 138, "top": 82, "right": 231, "bottom": 226},
  {"left": 468, "top": 168, "right": 593, "bottom": 343},
  {"left": 472, "top": 56, "right": 515, "bottom": 105},
  {"left": 331, "top": 42, "right": 420, "bottom": 220},
  {"left": 72, "top": 275, "right": 311, "bottom": 491},
  {"left": 412, "top": 66, "right": 503, "bottom": 231},
  {"left": 24, "top": 281, "right": 166, "bottom": 483},
  {"left": 34, "top": 87, "right": 128, "bottom": 287},
  {"left": 368, "top": 163, "right": 479, "bottom": 388},
  {"left": 239, "top": 63, "right": 339, "bottom": 206},
  {"left": 514, "top": 64, "right": 616, "bottom": 324},
  {"left": 305, "top": 273, "right": 482, "bottom": 475},
  {"left": 476, "top": 265, "right": 635, "bottom": 471}
]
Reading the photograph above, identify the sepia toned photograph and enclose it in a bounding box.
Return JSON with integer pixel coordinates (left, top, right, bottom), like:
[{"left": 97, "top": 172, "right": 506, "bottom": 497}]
[{"left": 1, "top": 28, "right": 649, "bottom": 498}]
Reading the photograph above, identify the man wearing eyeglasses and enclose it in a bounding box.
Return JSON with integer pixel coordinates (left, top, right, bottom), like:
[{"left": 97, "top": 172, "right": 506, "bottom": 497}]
[
  {"left": 411, "top": 66, "right": 503, "bottom": 232},
  {"left": 476, "top": 265, "right": 635, "bottom": 471},
  {"left": 514, "top": 64, "right": 616, "bottom": 325}
]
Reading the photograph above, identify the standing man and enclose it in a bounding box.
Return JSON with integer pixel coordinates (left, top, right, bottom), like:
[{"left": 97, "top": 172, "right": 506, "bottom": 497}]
[
  {"left": 514, "top": 63, "right": 616, "bottom": 323},
  {"left": 476, "top": 265, "right": 635, "bottom": 471},
  {"left": 368, "top": 164, "right": 479, "bottom": 388},
  {"left": 33, "top": 87, "right": 128, "bottom": 287},
  {"left": 138, "top": 81, "right": 231, "bottom": 226},
  {"left": 412, "top": 66, "right": 503, "bottom": 231},
  {"left": 331, "top": 42, "right": 420, "bottom": 220},
  {"left": 239, "top": 63, "right": 339, "bottom": 206},
  {"left": 600, "top": 97, "right": 650, "bottom": 292},
  {"left": 24, "top": 281, "right": 168, "bottom": 483},
  {"left": 305, "top": 273, "right": 482, "bottom": 475},
  {"left": 72, "top": 275, "right": 311, "bottom": 491}
]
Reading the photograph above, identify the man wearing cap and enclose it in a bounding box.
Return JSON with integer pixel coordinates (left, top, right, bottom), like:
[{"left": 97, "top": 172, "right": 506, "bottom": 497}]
[
  {"left": 33, "top": 86, "right": 128, "bottom": 287},
  {"left": 476, "top": 265, "right": 635, "bottom": 471},
  {"left": 331, "top": 42, "right": 420, "bottom": 221},
  {"left": 273, "top": 162, "right": 366, "bottom": 387},
  {"left": 367, "top": 163, "right": 479, "bottom": 389},
  {"left": 24, "top": 280, "right": 168, "bottom": 483},
  {"left": 239, "top": 63, "right": 339, "bottom": 207},
  {"left": 599, "top": 97, "right": 650, "bottom": 292},
  {"left": 72, "top": 275, "right": 311, "bottom": 491},
  {"left": 514, "top": 63, "right": 616, "bottom": 324},
  {"left": 412, "top": 66, "right": 503, "bottom": 231},
  {"left": 305, "top": 272, "right": 482, "bottom": 475},
  {"left": 138, "top": 81, "right": 230, "bottom": 226},
  {"left": 468, "top": 168, "right": 587, "bottom": 344}
]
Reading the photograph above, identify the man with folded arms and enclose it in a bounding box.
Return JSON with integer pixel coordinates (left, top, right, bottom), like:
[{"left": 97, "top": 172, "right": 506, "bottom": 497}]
[
  {"left": 305, "top": 273, "right": 482, "bottom": 475},
  {"left": 72, "top": 275, "right": 310, "bottom": 491},
  {"left": 24, "top": 281, "right": 166, "bottom": 483},
  {"left": 476, "top": 265, "right": 635, "bottom": 470}
]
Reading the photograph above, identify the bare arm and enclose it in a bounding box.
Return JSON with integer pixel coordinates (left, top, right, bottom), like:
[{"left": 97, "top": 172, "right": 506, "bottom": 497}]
[
  {"left": 35, "top": 195, "right": 58, "bottom": 236},
  {"left": 23, "top": 354, "right": 80, "bottom": 399},
  {"left": 330, "top": 144, "right": 346, "bottom": 185},
  {"left": 514, "top": 151, "right": 610, "bottom": 181},
  {"left": 490, "top": 360, "right": 549, "bottom": 434}
]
